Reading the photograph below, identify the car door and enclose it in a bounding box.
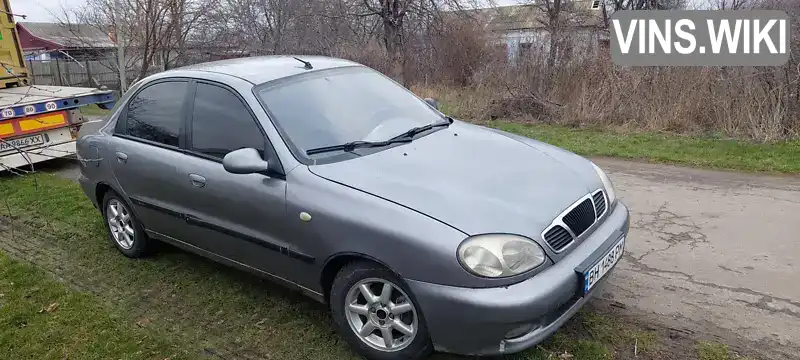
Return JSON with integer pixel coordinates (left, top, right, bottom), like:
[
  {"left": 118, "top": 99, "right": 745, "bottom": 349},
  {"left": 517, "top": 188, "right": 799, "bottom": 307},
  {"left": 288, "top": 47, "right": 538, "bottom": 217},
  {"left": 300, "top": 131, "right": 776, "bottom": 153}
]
[
  {"left": 111, "top": 79, "right": 193, "bottom": 240},
  {"left": 175, "top": 81, "right": 306, "bottom": 282}
]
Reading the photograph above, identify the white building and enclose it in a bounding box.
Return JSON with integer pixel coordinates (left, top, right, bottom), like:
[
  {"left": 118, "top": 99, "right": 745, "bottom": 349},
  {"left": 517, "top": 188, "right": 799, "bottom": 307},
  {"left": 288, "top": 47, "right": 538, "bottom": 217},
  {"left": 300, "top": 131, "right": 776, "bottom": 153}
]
[{"left": 461, "top": 1, "right": 610, "bottom": 64}]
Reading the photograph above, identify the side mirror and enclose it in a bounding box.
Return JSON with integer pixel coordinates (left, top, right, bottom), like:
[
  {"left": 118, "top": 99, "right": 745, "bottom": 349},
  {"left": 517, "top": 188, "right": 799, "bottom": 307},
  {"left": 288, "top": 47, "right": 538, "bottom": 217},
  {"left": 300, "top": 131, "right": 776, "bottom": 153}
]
[
  {"left": 424, "top": 97, "right": 439, "bottom": 111},
  {"left": 222, "top": 148, "right": 269, "bottom": 174}
]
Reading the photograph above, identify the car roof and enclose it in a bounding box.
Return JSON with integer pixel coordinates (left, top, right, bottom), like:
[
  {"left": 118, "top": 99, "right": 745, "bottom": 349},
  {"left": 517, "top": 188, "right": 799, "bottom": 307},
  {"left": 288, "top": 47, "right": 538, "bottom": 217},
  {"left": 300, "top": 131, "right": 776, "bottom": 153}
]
[{"left": 164, "top": 55, "right": 363, "bottom": 85}]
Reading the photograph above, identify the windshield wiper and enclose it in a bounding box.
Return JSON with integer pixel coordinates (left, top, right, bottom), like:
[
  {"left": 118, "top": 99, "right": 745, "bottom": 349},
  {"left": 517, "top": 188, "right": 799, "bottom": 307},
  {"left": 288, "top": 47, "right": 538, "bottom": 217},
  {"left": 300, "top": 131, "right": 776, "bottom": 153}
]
[
  {"left": 306, "top": 137, "right": 413, "bottom": 156},
  {"left": 305, "top": 117, "right": 452, "bottom": 156},
  {"left": 390, "top": 117, "right": 452, "bottom": 141}
]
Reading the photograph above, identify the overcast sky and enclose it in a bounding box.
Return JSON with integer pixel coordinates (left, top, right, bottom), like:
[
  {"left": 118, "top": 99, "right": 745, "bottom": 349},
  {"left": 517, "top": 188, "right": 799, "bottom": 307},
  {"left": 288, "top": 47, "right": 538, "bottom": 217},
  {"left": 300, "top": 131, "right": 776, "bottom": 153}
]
[
  {"left": 11, "top": 0, "right": 84, "bottom": 22},
  {"left": 12, "top": 0, "right": 524, "bottom": 22}
]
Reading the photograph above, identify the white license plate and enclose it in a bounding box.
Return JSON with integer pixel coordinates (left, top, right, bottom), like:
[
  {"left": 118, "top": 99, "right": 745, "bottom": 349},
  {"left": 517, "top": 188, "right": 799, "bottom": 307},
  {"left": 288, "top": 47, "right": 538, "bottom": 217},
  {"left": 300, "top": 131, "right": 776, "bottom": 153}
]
[
  {"left": 0, "top": 134, "right": 46, "bottom": 153},
  {"left": 583, "top": 237, "right": 625, "bottom": 294}
]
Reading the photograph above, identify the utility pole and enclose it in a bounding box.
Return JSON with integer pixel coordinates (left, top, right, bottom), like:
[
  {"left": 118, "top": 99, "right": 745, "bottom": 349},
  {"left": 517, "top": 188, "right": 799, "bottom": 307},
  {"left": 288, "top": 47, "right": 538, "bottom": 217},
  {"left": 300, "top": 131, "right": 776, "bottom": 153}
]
[{"left": 115, "top": 0, "right": 127, "bottom": 92}]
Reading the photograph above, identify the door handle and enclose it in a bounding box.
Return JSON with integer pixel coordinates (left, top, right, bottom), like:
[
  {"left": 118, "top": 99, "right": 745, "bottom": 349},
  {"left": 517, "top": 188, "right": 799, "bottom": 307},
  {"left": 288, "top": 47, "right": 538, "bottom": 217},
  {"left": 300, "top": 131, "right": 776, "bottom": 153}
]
[
  {"left": 189, "top": 173, "right": 206, "bottom": 188},
  {"left": 115, "top": 152, "right": 128, "bottom": 163}
]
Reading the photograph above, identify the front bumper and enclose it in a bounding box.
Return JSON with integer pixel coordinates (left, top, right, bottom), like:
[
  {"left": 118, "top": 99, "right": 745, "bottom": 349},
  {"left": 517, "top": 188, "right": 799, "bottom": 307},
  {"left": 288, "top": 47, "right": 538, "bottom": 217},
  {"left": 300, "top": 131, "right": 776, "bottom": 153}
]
[{"left": 406, "top": 202, "right": 630, "bottom": 356}]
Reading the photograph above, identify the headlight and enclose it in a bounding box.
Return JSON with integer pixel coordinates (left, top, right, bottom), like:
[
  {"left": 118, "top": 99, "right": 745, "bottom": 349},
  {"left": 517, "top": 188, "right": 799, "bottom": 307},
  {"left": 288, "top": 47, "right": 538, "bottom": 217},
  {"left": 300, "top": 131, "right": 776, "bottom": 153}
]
[
  {"left": 592, "top": 162, "right": 616, "bottom": 205},
  {"left": 457, "top": 234, "right": 546, "bottom": 278}
]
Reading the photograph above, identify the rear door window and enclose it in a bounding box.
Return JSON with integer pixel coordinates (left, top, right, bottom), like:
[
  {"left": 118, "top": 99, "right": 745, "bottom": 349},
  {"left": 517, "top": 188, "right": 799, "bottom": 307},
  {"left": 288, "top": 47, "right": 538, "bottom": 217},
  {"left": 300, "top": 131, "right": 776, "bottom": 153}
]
[
  {"left": 124, "top": 81, "right": 188, "bottom": 147},
  {"left": 189, "top": 83, "right": 266, "bottom": 159}
]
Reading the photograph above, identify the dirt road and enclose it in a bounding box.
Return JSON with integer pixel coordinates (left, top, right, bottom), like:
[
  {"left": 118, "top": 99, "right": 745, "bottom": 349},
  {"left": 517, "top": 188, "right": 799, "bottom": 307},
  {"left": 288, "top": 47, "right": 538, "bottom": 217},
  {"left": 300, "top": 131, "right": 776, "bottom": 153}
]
[{"left": 593, "top": 158, "right": 800, "bottom": 359}]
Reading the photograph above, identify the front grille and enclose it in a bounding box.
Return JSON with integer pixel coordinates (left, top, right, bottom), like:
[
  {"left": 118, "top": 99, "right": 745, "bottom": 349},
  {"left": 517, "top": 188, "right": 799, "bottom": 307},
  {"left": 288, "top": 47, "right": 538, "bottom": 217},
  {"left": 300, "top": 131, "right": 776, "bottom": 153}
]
[
  {"left": 544, "top": 225, "right": 572, "bottom": 251},
  {"left": 562, "top": 199, "right": 595, "bottom": 237},
  {"left": 593, "top": 191, "right": 607, "bottom": 217},
  {"left": 542, "top": 190, "right": 606, "bottom": 252}
]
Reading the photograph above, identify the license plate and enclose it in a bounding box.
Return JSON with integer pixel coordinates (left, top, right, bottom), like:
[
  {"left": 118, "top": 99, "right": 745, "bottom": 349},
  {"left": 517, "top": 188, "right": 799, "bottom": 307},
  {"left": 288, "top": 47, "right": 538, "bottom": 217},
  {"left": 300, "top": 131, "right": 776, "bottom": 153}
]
[
  {"left": 0, "top": 134, "right": 46, "bottom": 153},
  {"left": 583, "top": 237, "right": 625, "bottom": 294}
]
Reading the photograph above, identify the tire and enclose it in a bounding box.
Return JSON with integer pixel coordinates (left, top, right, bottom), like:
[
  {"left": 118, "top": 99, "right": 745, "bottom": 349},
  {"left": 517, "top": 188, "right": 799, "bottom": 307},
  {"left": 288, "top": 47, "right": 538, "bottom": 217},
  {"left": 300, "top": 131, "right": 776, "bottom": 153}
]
[
  {"left": 101, "top": 191, "right": 150, "bottom": 258},
  {"left": 330, "top": 261, "right": 433, "bottom": 360}
]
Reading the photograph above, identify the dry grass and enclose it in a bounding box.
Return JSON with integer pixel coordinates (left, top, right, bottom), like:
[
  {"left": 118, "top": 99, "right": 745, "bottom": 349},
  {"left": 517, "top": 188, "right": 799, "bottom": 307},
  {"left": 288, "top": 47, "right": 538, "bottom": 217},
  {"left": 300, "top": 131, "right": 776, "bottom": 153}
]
[
  {"left": 400, "top": 3, "right": 800, "bottom": 144},
  {"left": 415, "top": 56, "right": 800, "bottom": 143}
]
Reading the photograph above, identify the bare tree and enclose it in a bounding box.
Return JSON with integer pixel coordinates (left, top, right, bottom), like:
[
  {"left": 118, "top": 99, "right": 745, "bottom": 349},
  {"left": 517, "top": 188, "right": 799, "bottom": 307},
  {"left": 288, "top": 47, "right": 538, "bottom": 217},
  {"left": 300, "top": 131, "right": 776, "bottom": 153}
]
[
  {"left": 159, "top": 0, "right": 215, "bottom": 70},
  {"left": 218, "top": 0, "right": 301, "bottom": 55},
  {"left": 360, "top": 0, "right": 411, "bottom": 83},
  {"left": 66, "top": 0, "right": 213, "bottom": 85},
  {"left": 188, "top": 0, "right": 485, "bottom": 85},
  {"left": 608, "top": 0, "right": 686, "bottom": 10},
  {"left": 711, "top": 0, "right": 751, "bottom": 9},
  {"left": 532, "top": 0, "right": 568, "bottom": 69},
  {"left": 526, "top": 0, "right": 597, "bottom": 69},
  {"left": 355, "top": 0, "right": 477, "bottom": 85},
  {"left": 210, "top": 0, "right": 377, "bottom": 58}
]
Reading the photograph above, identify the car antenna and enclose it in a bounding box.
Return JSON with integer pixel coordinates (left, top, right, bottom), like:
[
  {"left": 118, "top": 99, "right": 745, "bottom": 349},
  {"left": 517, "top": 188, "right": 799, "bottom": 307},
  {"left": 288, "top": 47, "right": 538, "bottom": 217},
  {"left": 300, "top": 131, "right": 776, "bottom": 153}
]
[{"left": 292, "top": 56, "right": 313, "bottom": 70}]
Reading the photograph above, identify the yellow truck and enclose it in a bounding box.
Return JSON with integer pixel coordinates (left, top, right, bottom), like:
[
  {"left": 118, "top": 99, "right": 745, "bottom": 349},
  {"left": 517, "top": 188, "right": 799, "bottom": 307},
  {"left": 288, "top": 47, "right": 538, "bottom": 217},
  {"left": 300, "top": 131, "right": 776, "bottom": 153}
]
[{"left": 0, "top": 0, "right": 115, "bottom": 171}]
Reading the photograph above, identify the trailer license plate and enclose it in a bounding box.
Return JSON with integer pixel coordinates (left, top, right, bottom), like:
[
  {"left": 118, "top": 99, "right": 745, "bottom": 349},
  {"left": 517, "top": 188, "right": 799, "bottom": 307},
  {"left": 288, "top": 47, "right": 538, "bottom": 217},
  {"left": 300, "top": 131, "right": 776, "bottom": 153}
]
[
  {"left": 0, "top": 134, "right": 46, "bottom": 153},
  {"left": 583, "top": 237, "right": 625, "bottom": 294}
]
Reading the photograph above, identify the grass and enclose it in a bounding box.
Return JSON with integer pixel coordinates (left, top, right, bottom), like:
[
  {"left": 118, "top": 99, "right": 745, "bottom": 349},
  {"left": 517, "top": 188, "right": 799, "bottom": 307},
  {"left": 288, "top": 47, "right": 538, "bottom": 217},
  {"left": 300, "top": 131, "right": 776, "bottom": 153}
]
[
  {"left": 489, "top": 122, "right": 800, "bottom": 174},
  {"left": 0, "top": 252, "right": 189, "bottom": 359},
  {"left": 696, "top": 341, "right": 754, "bottom": 360},
  {"left": 0, "top": 172, "right": 731, "bottom": 359},
  {"left": 697, "top": 342, "right": 733, "bottom": 360},
  {"left": 580, "top": 311, "right": 660, "bottom": 355},
  {"left": 517, "top": 310, "right": 662, "bottom": 360},
  {"left": 79, "top": 104, "right": 112, "bottom": 117},
  {"left": 424, "top": 86, "right": 799, "bottom": 173}
]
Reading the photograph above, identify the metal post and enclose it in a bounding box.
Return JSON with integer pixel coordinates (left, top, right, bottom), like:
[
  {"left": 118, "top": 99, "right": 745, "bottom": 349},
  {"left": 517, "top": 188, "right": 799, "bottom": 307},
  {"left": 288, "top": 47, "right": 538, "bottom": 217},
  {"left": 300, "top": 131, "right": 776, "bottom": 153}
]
[
  {"left": 85, "top": 59, "right": 93, "bottom": 87},
  {"left": 115, "top": 0, "right": 127, "bottom": 92},
  {"left": 62, "top": 60, "right": 72, "bottom": 85},
  {"left": 50, "top": 60, "right": 62, "bottom": 86},
  {"left": 27, "top": 59, "right": 35, "bottom": 85}
]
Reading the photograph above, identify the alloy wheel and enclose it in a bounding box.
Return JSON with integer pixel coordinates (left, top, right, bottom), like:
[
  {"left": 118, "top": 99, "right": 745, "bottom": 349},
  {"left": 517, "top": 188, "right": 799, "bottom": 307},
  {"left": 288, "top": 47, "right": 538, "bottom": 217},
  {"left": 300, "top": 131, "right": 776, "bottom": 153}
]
[
  {"left": 107, "top": 199, "right": 135, "bottom": 250},
  {"left": 344, "top": 278, "right": 418, "bottom": 352}
]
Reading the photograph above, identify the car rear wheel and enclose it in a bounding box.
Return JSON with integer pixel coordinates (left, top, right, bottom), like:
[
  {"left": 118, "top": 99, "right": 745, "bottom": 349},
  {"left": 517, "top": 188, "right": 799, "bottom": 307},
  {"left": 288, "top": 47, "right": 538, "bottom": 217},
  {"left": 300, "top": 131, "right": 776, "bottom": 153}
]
[
  {"left": 330, "top": 261, "right": 433, "bottom": 360},
  {"left": 102, "top": 191, "right": 150, "bottom": 258}
]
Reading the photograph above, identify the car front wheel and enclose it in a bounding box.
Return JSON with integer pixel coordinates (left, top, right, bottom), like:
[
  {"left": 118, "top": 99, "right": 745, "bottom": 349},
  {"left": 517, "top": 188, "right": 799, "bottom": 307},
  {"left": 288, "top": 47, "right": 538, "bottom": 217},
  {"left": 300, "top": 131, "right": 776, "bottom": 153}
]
[{"left": 330, "top": 261, "right": 433, "bottom": 360}]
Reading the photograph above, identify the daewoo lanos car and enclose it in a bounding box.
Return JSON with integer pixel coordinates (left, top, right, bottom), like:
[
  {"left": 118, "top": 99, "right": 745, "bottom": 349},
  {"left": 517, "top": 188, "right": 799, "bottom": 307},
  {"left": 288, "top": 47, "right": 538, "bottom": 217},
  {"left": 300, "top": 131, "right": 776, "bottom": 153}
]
[{"left": 76, "top": 56, "right": 630, "bottom": 359}]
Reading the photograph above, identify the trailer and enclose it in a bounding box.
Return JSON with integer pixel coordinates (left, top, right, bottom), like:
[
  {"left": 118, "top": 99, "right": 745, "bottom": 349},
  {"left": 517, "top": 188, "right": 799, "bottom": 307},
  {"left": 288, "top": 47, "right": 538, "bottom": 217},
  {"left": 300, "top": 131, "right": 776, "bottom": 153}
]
[
  {"left": 0, "top": 0, "right": 116, "bottom": 172},
  {"left": 0, "top": 86, "right": 115, "bottom": 170}
]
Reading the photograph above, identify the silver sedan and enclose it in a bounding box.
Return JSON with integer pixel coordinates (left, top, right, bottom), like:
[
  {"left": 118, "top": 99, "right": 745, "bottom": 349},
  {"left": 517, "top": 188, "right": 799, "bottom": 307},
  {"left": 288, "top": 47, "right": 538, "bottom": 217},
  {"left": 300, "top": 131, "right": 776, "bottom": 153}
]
[{"left": 76, "top": 56, "right": 630, "bottom": 359}]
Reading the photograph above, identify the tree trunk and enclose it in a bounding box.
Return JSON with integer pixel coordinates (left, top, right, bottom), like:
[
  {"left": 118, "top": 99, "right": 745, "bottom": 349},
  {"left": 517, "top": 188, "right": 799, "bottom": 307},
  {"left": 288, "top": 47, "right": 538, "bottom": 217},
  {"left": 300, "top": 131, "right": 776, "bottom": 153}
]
[
  {"left": 383, "top": 18, "right": 405, "bottom": 86},
  {"left": 545, "top": 2, "right": 561, "bottom": 69},
  {"left": 547, "top": 31, "right": 558, "bottom": 68},
  {"left": 138, "top": 52, "right": 151, "bottom": 82}
]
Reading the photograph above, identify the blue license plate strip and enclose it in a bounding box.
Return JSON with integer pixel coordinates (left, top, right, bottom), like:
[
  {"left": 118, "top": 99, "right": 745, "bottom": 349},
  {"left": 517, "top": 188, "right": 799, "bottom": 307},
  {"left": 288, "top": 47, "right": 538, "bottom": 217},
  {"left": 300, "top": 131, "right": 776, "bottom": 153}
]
[{"left": 582, "top": 237, "right": 625, "bottom": 294}]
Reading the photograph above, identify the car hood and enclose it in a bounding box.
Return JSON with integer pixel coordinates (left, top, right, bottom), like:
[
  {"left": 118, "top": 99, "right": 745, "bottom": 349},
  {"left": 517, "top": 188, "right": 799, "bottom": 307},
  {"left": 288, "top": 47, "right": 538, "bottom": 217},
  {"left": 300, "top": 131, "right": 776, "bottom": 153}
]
[{"left": 308, "top": 121, "right": 603, "bottom": 240}]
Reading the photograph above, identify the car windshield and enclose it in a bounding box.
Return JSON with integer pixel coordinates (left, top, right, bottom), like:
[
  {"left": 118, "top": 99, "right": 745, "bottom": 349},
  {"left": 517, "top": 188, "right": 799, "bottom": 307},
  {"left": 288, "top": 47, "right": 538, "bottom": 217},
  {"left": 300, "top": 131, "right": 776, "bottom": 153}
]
[{"left": 256, "top": 67, "right": 442, "bottom": 158}]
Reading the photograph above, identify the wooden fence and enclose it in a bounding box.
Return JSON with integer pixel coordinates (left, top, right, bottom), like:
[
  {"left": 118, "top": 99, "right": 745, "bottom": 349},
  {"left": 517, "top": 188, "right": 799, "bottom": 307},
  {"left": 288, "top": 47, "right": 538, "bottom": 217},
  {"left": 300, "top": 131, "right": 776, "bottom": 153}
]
[{"left": 26, "top": 59, "right": 159, "bottom": 90}]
